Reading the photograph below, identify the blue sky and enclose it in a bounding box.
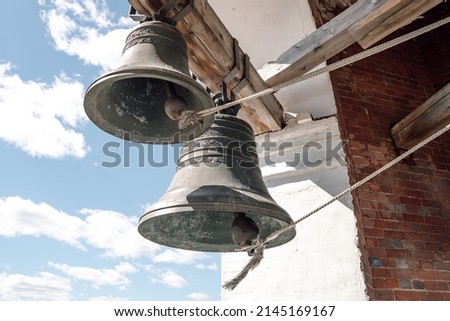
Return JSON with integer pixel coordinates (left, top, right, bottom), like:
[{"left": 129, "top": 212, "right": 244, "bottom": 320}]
[{"left": 0, "top": 0, "right": 220, "bottom": 301}]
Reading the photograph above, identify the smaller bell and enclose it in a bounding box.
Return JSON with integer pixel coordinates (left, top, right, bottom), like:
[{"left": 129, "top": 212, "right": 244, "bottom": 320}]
[{"left": 84, "top": 20, "right": 214, "bottom": 144}]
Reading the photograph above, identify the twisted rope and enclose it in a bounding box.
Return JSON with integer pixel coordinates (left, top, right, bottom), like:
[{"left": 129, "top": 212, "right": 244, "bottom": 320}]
[{"left": 179, "top": 16, "right": 450, "bottom": 129}]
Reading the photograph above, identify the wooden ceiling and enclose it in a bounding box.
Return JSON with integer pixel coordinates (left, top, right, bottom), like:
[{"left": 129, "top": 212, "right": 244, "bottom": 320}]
[{"left": 127, "top": 0, "right": 443, "bottom": 135}]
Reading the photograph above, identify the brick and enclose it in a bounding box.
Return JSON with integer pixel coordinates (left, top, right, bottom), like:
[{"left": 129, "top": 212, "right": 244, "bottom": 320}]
[
  {"left": 421, "top": 199, "right": 443, "bottom": 209},
  {"left": 418, "top": 207, "right": 441, "bottom": 216},
  {"left": 396, "top": 179, "right": 419, "bottom": 190},
  {"left": 359, "top": 200, "right": 374, "bottom": 210},
  {"left": 378, "top": 239, "right": 402, "bottom": 249},
  {"left": 399, "top": 196, "right": 422, "bottom": 207},
  {"left": 386, "top": 249, "right": 411, "bottom": 259},
  {"left": 374, "top": 290, "right": 395, "bottom": 300},
  {"left": 402, "top": 214, "right": 424, "bottom": 223},
  {"left": 380, "top": 211, "right": 403, "bottom": 221},
  {"left": 424, "top": 281, "right": 449, "bottom": 291},
  {"left": 373, "top": 268, "right": 392, "bottom": 278},
  {"left": 399, "top": 279, "right": 412, "bottom": 289},
  {"left": 380, "top": 201, "right": 408, "bottom": 213},
  {"left": 412, "top": 280, "right": 425, "bottom": 289},
  {"left": 385, "top": 279, "right": 400, "bottom": 288},
  {"left": 384, "top": 221, "right": 414, "bottom": 231},
  {"left": 424, "top": 216, "right": 446, "bottom": 225},
  {"left": 418, "top": 292, "right": 444, "bottom": 301},
  {"left": 365, "top": 238, "right": 378, "bottom": 248},
  {"left": 361, "top": 209, "right": 379, "bottom": 218},
  {"left": 411, "top": 250, "right": 435, "bottom": 261},
  {"left": 403, "top": 241, "right": 425, "bottom": 251},
  {"left": 440, "top": 272, "right": 450, "bottom": 281},
  {"left": 420, "top": 261, "right": 434, "bottom": 269},
  {"left": 368, "top": 248, "right": 387, "bottom": 258},
  {"left": 394, "top": 259, "right": 408, "bottom": 269},
  {"left": 416, "top": 270, "right": 439, "bottom": 280},
  {"left": 383, "top": 230, "right": 408, "bottom": 240},
  {"left": 394, "top": 291, "right": 420, "bottom": 301},
  {"left": 372, "top": 278, "right": 386, "bottom": 288},
  {"left": 364, "top": 228, "right": 384, "bottom": 238},
  {"left": 369, "top": 257, "right": 383, "bottom": 268},
  {"left": 433, "top": 262, "right": 447, "bottom": 270},
  {"left": 390, "top": 269, "right": 416, "bottom": 279}
]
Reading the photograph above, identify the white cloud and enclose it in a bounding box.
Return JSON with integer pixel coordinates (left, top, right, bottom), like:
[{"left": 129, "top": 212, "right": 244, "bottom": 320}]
[
  {"left": 0, "top": 63, "right": 89, "bottom": 158},
  {"left": 0, "top": 196, "right": 159, "bottom": 258},
  {"left": 195, "top": 263, "right": 218, "bottom": 271},
  {"left": 89, "top": 295, "right": 128, "bottom": 301},
  {"left": 186, "top": 292, "right": 209, "bottom": 300},
  {"left": 153, "top": 249, "right": 207, "bottom": 265},
  {"left": 153, "top": 270, "right": 188, "bottom": 289},
  {"left": 115, "top": 262, "right": 139, "bottom": 274},
  {"left": 0, "top": 271, "right": 72, "bottom": 300},
  {"left": 79, "top": 208, "right": 160, "bottom": 259},
  {"left": 0, "top": 196, "right": 85, "bottom": 248},
  {"left": 0, "top": 196, "right": 212, "bottom": 268},
  {"left": 40, "top": 0, "right": 135, "bottom": 71},
  {"left": 48, "top": 261, "right": 132, "bottom": 288}
]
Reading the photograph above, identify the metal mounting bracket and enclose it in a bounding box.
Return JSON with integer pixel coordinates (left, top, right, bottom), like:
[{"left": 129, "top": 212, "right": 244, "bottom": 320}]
[{"left": 128, "top": 5, "right": 147, "bottom": 22}]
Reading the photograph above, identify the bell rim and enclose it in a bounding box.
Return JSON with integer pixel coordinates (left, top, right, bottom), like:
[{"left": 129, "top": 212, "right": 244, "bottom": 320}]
[
  {"left": 138, "top": 194, "right": 296, "bottom": 252},
  {"left": 83, "top": 67, "right": 215, "bottom": 144}
]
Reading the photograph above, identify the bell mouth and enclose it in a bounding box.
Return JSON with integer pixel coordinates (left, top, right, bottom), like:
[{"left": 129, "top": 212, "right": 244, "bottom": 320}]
[
  {"left": 138, "top": 186, "right": 296, "bottom": 252},
  {"left": 139, "top": 210, "right": 295, "bottom": 252},
  {"left": 84, "top": 69, "right": 214, "bottom": 144}
]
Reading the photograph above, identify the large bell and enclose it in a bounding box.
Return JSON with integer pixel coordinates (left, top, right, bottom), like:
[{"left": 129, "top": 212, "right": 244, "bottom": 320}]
[
  {"left": 84, "top": 21, "right": 214, "bottom": 143},
  {"left": 138, "top": 114, "right": 296, "bottom": 252}
]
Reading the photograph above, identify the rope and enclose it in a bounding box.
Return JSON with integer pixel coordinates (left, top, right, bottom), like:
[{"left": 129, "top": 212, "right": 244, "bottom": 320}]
[
  {"left": 223, "top": 124, "right": 450, "bottom": 291},
  {"left": 179, "top": 16, "right": 450, "bottom": 129}
]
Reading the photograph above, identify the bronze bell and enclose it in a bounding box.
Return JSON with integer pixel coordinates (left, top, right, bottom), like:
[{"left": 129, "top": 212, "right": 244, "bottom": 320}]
[
  {"left": 138, "top": 114, "right": 296, "bottom": 252},
  {"left": 83, "top": 21, "right": 214, "bottom": 143}
]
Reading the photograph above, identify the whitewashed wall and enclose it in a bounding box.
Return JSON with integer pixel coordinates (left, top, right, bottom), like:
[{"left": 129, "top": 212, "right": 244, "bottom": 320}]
[
  {"left": 209, "top": 0, "right": 367, "bottom": 300},
  {"left": 209, "top": 0, "right": 337, "bottom": 118}
]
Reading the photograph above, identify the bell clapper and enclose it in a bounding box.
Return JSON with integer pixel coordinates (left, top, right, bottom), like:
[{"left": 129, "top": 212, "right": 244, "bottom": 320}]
[
  {"left": 164, "top": 81, "right": 189, "bottom": 120},
  {"left": 231, "top": 212, "right": 260, "bottom": 256}
]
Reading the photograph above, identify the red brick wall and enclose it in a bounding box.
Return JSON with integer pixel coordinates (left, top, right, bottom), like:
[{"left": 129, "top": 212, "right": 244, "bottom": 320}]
[{"left": 309, "top": 2, "right": 450, "bottom": 300}]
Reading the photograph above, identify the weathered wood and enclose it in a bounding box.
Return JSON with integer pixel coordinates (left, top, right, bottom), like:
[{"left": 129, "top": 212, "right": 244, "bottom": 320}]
[
  {"left": 262, "top": 0, "right": 441, "bottom": 87},
  {"left": 348, "top": 0, "right": 443, "bottom": 49},
  {"left": 128, "top": 0, "right": 284, "bottom": 134},
  {"left": 391, "top": 83, "right": 450, "bottom": 150},
  {"left": 261, "top": 0, "right": 388, "bottom": 86}
]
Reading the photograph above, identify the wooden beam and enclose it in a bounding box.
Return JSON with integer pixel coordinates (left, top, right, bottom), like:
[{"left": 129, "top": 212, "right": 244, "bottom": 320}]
[
  {"left": 261, "top": 0, "right": 389, "bottom": 86},
  {"left": 391, "top": 83, "right": 450, "bottom": 150},
  {"left": 128, "top": 0, "right": 285, "bottom": 134},
  {"left": 262, "top": 0, "right": 442, "bottom": 87},
  {"left": 348, "top": 0, "right": 443, "bottom": 49}
]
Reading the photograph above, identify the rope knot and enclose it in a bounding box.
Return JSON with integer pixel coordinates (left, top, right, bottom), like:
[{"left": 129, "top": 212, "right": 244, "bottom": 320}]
[{"left": 178, "top": 110, "right": 203, "bottom": 130}]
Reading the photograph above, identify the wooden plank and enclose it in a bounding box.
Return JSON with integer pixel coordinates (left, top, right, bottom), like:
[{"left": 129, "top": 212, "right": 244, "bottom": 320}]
[
  {"left": 348, "top": 0, "right": 443, "bottom": 49},
  {"left": 262, "top": 0, "right": 442, "bottom": 87},
  {"left": 391, "top": 83, "right": 450, "bottom": 150},
  {"left": 128, "top": 0, "right": 284, "bottom": 134},
  {"left": 262, "top": 0, "right": 389, "bottom": 87}
]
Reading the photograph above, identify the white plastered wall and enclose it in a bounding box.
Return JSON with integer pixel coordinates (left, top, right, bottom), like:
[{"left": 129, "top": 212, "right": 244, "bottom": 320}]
[
  {"left": 209, "top": 0, "right": 367, "bottom": 300},
  {"left": 209, "top": 0, "right": 337, "bottom": 118}
]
